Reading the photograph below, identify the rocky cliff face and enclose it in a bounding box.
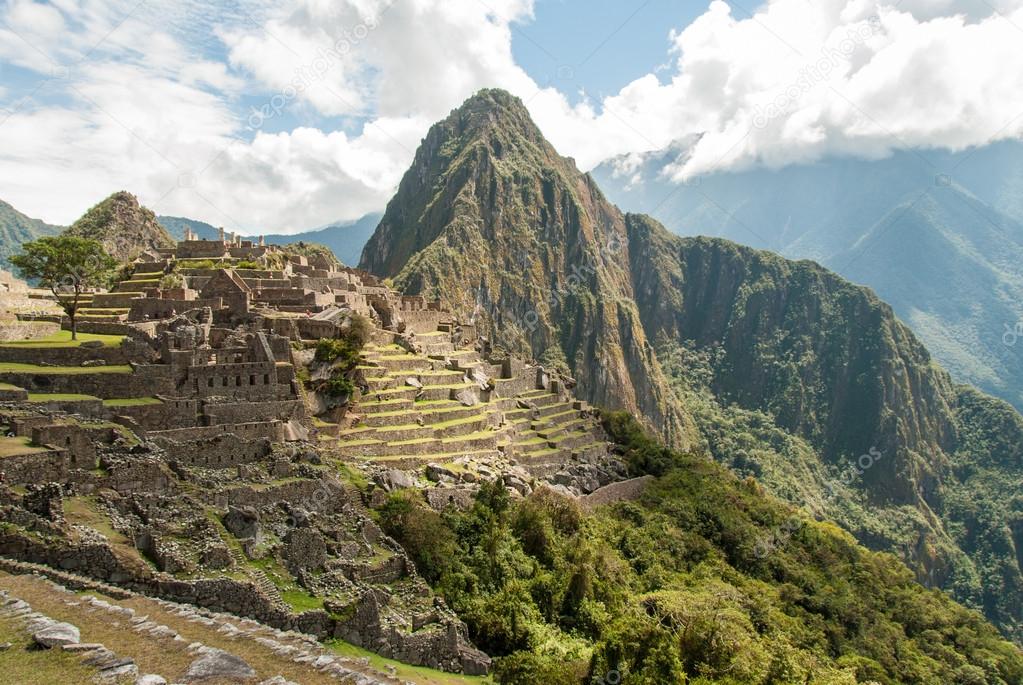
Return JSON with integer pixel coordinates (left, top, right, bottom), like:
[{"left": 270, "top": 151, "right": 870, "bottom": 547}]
[
  {"left": 360, "top": 89, "right": 695, "bottom": 447},
  {"left": 65, "top": 191, "right": 174, "bottom": 261}
]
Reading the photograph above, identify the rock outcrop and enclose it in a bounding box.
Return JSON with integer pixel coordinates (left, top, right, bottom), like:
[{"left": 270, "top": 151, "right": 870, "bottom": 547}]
[{"left": 64, "top": 191, "right": 174, "bottom": 261}]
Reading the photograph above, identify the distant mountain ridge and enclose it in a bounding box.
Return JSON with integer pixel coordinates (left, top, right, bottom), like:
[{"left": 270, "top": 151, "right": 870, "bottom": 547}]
[
  {"left": 158, "top": 213, "right": 381, "bottom": 267},
  {"left": 592, "top": 141, "right": 1023, "bottom": 412},
  {"left": 0, "top": 200, "right": 62, "bottom": 269},
  {"left": 360, "top": 88, "right": 1023, "bottom": 642}
]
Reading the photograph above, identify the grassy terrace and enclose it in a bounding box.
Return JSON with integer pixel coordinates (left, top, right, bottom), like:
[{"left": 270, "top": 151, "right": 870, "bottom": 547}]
[
  {"left": 103, "top": 397, "right": 162, "bottom": 407},
  {"left": 0, "top": 331, "right": 124, "bottom": 348},
  {"left": 0, "top": 436, "right": 49, "bottom": 458},
  {"left": 0, "top": 362, "right": 132, "bottom": 374},
  {"left": 26, "top": 393, "right": 100, "bottom": 402}
]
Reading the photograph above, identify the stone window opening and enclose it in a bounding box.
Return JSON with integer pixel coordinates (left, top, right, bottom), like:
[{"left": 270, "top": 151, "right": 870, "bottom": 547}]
[
  {"left": 250, "top": 374, "right": 256, "bottom": 385},
  {"left": 264, "top": 374, "right": 270, "bottom": 384}
]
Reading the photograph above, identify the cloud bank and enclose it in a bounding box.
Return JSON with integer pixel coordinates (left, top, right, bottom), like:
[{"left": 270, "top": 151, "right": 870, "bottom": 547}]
[{"left": 1, "top": 0, "right": 1021, "bottom": 231}]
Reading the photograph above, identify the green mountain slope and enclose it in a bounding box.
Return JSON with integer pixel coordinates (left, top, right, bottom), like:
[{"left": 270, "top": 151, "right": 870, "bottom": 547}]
[
  {"left": 0, "top": 200, "right": 62, "bottom": 269},
  {"left": 592, "top": 142, "right": 1023, "bottom": 414},
  {"left": 360, "top": 89, "right": 1023, "bottom": 643},
  {"left": 64, "top": 191, "right": 173, "bottom": 261},
  {"left": 379, "top": 417, "right": 1023, "bottom": 683},
  {"left": 625, "top": 222, "right": 1023, "bottom": 642}
]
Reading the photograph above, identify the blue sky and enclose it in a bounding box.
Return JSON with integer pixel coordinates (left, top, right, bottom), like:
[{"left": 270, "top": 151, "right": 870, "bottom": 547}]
[
  {"left": 511, "top": 0, "right": 704, "bottom": 103},
  {"left": 1, "top": 0, "right": 1022, "bottom": 233}
]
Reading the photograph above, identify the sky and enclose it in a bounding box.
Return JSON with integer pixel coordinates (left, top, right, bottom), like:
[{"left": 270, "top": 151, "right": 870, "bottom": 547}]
[{"left": 1, "top": 0, "right": 1023, "bottom": 233}]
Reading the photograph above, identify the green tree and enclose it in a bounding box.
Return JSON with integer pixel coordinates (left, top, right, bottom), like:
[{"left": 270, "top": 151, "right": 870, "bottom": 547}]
[{"left": 10, "top": 235, "right": 117, "bottom": 340}]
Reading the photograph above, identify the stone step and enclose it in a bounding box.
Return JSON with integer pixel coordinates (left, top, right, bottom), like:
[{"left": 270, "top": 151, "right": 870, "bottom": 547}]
[
  {"left": 414, "top": 369, "right": 465, "bottom": 384},
  {"left": 364, "top": 376, "right": 397, "bottom": 391},
  {"left": 354, "top": 364, "right": 388, "bottom": 378},
  {"left": 550, "top": 432, "right": 596, "bottom": 451},
  {"left": 535, "top": 400, "right": 574, "bottom": 418},
  {"left": 356, "top": 423, "right": 436, "bottom": 442},
  {"left": 355, "top": 397, "right": 414, "bottom": 415},
  {"left": 359, "top": 386, "right": 420, "bottom": 403},
  {"left": 358, "top": 411, "right": 423, "bottom": 428},
  {"left": 572, "top": 442, "right": 610, "bottom": 459},
  {"left": 372, "top": 355, "right": 434, "bottom": 372},
  {"left": 418, "top": 404, "right": 483, "bottom": 424},
  {"left": 518, "top": 391, "right": 564, "bottom": 408},
  {"left": 369, "top": 449, "right": 504, "bottom": 470},
  {"left": 420, "top": 384, "right": 479, "bottom": 402}
]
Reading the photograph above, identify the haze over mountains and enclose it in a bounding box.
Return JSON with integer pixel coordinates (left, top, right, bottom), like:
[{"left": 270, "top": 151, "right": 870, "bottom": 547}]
[{"left": 592, "top": 141, "right": 1023, "bottom": 412}]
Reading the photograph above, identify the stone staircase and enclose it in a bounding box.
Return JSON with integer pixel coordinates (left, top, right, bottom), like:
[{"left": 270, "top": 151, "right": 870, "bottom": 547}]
[{"left": 332, "top": 335, "right": 610, "bottom": 477}]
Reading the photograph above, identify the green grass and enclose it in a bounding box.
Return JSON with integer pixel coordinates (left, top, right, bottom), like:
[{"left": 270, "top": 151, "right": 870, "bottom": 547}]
[
  {"left": 0, "top": 363, "right": 132, "bottom": 375},
  {"left": 279, "top": 590, "right": 325, "bottom": 613},
  {"left": 0, "top": 330, "right": 124, "bottom": 348},
  {"left": 0, "top": 612, "right": 100, "bottom": 684},
  {"left": 102, "top": 397, "right": 162, "bottom": 407},
  {"left": 0, "top": 436, "right": 48, "bottom": 458},
  {"left": 327, "top": 640, "right": 491, "bottom": 685},
  {"left": 26, "top": 393, "right": 100, "bottom": 402}
]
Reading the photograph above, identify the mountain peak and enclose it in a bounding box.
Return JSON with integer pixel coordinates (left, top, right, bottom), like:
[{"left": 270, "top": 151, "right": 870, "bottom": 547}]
[
  {"left": 359, "top": 91, "right": 696, "bottom": 446},
  {"left": 65, "top": 190, "right": 174, "bottom": 261}
]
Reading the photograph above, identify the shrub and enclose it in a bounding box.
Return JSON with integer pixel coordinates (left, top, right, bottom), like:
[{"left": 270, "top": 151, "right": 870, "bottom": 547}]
[{"left": 159, "top": 273, "right": 185, "bottom": 290}]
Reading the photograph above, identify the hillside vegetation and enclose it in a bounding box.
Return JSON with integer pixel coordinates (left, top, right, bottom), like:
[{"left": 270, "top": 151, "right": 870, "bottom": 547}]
[{"left": 377, "top": 413, "right": 1023, "bottom": 684}]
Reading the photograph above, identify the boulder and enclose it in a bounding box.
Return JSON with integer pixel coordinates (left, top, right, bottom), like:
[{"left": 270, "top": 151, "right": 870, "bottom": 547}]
[
  {"left": 425, "top": 463, "right": 457, "bottom": 483},
  {"left": 222, "top": 506, "right": 261, "bottom": 541},
  {"left": 405, "top": 376, "right": 423, "bottom": 388},
  {"left": 81, "top": 358, "right": 107, "bottom": 367},
  {"left": 32, "top": 621, "right": 80, "bottom": 648},
  {"left": 380, "top": 469, "right": 414, "bottom": 490},
  {"left": 455, "top": 389, "right": 478, "bottom": 407},
  {"left": 182, "top": 647, "right": 256, "bottom": 682},
  {"left": 136, "top": 675, "right": 168, "bottom": 685}
]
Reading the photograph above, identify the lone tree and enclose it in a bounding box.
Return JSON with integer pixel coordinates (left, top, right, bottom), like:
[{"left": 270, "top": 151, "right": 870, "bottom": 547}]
[{"left": 10, "top": 235, "right": 118, "bottom": 340}]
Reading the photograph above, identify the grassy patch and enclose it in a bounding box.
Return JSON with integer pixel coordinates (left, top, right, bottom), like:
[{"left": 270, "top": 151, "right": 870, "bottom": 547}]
[
  {"left": 0, "top": 436, "right": 48, "bottom": 458},
  {"left": 0, "top": 611, "right": 99, "bottom": 685},
  {"left": 0, "top": 363, "right": 132, "bottom": 375},
  {"left": 0, "top": 573, "right": 356, "bottom": 684},
  {"left": 64, "top": 497, "right": 129, "bottom": 545},
  {"left": 0, "top": 330, "right": 124, "bottom": 348},
  {"left": 327, "top": 639, "right": 492, "bottom": 685},
  {"left": 102, "top": 397, "right": 163, "bottom": 407},
  {"left": 27, "top": 393, "right": 100, "bottom": 402}
]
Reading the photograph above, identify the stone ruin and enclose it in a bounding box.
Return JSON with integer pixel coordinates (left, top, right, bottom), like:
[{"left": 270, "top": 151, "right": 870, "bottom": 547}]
[{"left": 0, "top": 233, "right": 637, "bottom": 676}]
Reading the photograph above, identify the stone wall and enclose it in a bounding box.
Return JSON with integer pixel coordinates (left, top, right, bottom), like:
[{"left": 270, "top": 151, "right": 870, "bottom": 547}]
[
  {"left": 162, "top": 434, "right": 271, "bottom": 467},
  {"left": 202, "top": 399, "right": 304, "bottom": 426},
  {"left": 147, "top": 421, "right": 283, "bottom": 444},
  {"left": 104, "top": 397, "right": 198, "bottom": 431},
  {"left": 0, "top": 344, "right": 130, "bottom": 366},
  {"left": 0, "top": 364, "right": 177, "bottom": 398},
  {"left": 129, "top": 297, "right": 224, "bottom": 322}
]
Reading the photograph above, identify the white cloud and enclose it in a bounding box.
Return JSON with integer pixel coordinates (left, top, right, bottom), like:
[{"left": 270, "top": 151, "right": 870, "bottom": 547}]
[
  {"left": 554, "top": 0, "right": 1023, "bottom": 179},
  {"left": 2, "top": 0, "right": 1023, "bottom": 232}
]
